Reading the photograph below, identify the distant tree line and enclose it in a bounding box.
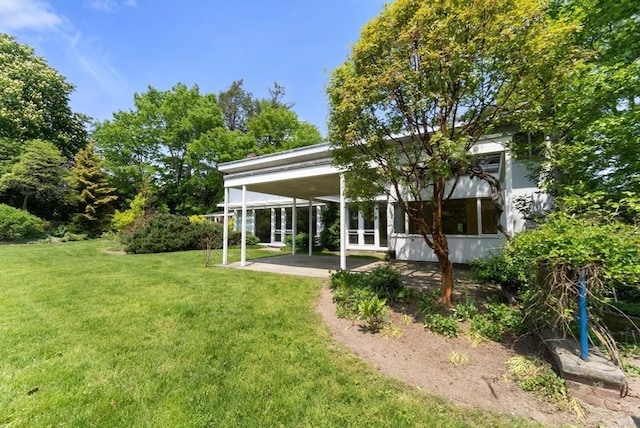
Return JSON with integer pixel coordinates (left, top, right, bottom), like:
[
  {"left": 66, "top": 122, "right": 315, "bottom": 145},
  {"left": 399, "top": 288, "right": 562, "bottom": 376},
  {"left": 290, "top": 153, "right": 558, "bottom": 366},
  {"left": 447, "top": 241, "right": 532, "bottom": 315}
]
[{"left": 0, "top": 33, "right": 322, "bottom": 238}]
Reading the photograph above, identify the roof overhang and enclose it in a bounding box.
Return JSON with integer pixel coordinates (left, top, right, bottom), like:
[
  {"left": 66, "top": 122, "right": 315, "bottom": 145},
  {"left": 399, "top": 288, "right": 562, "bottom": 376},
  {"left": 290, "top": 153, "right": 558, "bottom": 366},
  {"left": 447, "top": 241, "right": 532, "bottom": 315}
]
[{"left": 219, "top": 142, "right": 343, "bottom": 200}]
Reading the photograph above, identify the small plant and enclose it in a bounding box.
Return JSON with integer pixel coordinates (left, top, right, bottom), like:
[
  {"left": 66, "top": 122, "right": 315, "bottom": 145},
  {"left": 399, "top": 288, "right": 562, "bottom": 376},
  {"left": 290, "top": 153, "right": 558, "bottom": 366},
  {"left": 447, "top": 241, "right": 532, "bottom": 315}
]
[
  {"left": 620, "top": 343, "right": 640, "bottom": 358},
  {"left": 506, "top": 356, "right": 583, "bottom": 416},
  {"left": 423, "top": 313, "right": 459, "bottom": 338},
  {"left": 382, "top": 322, "right": 403, "bottom": 338},
  {"left": 400, "top": 313, "right": 412, "bottom": 325},
  {"left": 451, "top": 298, "right": 478, "bottom": 321},
  {"left": 470, "top": 302, "right": 525, "bottom": 342},
  {"left": 358, "top": 295, "right": 388, "bottom": 332},
  {"left": 448, "top": 351, "right": 469, "bottom": 367},
  {"left": 624, "top": 363, "right": 640, "bottom": 377}
]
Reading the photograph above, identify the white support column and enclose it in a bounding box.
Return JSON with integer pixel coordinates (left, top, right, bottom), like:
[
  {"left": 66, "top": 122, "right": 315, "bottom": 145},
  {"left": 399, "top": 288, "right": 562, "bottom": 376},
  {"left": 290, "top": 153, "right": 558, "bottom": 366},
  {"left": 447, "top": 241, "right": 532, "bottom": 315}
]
[
  {"left": 339, "top": 174, "right": 347, "bottom": 270},
  {"left": 374, "top": 204, "right": 380, "bottom": 248},
  {"left": 357, "top": 208, "right": 364, "bottom": 247},
  {"left": 251, "top": 209, "right": 256, "bottom": 235},
  {"left": 280, "top": 208, "right": 286, "bottom": 244},
  {"left": 222, "top": 186, "right": 229, "bottom": 265},
  {"left": 308, "top": 200, "right": 313, "bottom": 256},
  {"left": 292, "top": 198, "right": 297, "bottom": 255},
  {"left": 504, "top": 149, "right": 514, "bottom": 235},
  {"left": 270, "top": 208, "right": 276, "bottom": 245},
  {"left": 316, "top": 206, "right": 322, "bottom": 236},
  {"left": 241, "top": 185, "right": 247, "bottom": 267}
]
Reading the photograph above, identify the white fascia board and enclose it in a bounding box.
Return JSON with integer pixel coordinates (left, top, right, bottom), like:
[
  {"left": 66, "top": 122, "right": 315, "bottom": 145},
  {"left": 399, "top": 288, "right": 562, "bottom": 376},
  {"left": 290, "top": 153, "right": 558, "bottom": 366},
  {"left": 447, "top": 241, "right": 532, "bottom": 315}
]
[
  {"left": 218, "top": 143, "right": 331, "bottom": 174},
  {"left": 225, "top": 163, "right": 340, "bottom": 188}
]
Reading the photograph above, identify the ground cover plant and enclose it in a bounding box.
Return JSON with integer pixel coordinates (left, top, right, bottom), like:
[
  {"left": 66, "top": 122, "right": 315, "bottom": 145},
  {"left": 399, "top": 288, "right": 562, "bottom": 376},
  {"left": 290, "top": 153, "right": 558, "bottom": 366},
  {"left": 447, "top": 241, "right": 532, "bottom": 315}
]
[{"left": 0, "top": 240, "right": 535, "bottom": 427}]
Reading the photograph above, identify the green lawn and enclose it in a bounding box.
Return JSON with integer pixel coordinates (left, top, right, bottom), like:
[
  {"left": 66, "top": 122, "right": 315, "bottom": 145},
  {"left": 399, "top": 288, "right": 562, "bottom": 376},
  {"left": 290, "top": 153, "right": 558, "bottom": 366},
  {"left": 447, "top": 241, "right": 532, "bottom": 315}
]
[{"left": 0, "top": 240, "right": 537, "bottom": 427}]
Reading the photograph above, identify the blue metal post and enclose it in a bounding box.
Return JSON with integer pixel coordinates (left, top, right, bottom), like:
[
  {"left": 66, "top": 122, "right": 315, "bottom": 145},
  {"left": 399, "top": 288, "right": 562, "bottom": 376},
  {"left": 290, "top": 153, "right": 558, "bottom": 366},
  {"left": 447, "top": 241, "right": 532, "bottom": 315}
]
[{"left": 578, "top": 269, "right": 589, "bottom": 361}]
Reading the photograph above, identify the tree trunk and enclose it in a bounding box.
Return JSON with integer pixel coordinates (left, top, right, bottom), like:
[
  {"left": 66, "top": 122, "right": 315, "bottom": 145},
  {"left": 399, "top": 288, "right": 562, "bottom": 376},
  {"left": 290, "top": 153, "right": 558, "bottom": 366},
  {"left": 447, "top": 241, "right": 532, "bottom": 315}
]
[
  {"left": 22, "top": 193, "right": 30, "bottom": 211},
  {"left": 431, "top": 179, "right": 454, "bottom": 307},
  {"left": 434, "top": 237, "right": 454, "bottom": 308}
]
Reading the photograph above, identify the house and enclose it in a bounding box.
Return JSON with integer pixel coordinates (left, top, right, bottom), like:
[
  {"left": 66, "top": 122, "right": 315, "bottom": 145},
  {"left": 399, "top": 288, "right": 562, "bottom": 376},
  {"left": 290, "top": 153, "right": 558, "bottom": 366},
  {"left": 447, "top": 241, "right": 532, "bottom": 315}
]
[{"left": 217, "top": 131, "right": 548, "bottom": 269}]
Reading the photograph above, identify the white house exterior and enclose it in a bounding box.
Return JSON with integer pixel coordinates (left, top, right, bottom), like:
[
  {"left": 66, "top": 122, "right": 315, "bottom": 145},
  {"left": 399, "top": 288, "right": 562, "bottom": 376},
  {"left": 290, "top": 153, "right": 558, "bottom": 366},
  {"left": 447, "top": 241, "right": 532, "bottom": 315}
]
[{"left": 217, "top": 131, "right": 548, "bottom": 269}]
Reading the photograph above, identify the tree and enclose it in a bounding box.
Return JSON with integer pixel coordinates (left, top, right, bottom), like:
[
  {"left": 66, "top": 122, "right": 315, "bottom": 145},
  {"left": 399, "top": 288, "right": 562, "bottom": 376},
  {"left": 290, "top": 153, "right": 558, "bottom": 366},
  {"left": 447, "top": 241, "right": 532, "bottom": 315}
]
[
  {"left": 68, "top": 143, "right": 118, "bottom": 236},
  {"left": 327, "top": 0, "right": 577, "bottom": 306},
  {"left": 511, "top": 0, "right": 639, "bottom": 213},
  {"left": 93, "top": 83, "right": 227, "bottom": 214},
  {"left": 0, "top": 34, "right": 88, "bottom": 159},
  {"left": 218, "top": 80, "right": 259, "bottom": 132},
  {"left": 248, "top": 101, "right": 322, "bottom": 155},
  {"left": 0, "top": 140, "right": 68, "bottom": 212}
]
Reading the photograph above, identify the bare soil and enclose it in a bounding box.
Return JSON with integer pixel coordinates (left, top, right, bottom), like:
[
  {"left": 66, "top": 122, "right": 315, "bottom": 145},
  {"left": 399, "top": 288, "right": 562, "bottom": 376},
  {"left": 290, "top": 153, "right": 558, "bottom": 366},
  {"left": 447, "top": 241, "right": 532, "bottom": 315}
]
[{"left": 316, "top": 262, "right": 640, "bottom": 427}]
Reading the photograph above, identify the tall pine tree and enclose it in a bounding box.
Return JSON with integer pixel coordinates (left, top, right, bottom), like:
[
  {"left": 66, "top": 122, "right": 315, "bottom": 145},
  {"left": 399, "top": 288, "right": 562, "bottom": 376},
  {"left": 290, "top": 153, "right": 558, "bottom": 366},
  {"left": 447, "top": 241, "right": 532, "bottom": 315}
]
[{"left": 69, "top": 143, "right": 118, "bottom": 236}]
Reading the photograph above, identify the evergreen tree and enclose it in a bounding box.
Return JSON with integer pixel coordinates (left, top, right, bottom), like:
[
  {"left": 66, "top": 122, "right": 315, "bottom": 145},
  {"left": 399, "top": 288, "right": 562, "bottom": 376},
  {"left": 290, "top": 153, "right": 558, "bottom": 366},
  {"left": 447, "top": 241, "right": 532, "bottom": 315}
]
[{"left": 69, "top": 143, "right": 118, "bottom": 236}]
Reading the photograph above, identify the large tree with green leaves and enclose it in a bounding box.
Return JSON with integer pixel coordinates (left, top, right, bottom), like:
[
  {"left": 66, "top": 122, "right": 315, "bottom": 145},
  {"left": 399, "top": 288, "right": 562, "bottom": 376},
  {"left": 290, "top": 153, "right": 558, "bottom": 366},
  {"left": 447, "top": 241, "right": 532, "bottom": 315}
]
[
  {"left": 0, "top": 139, "right": 68, "bottom": 212},
  {"left": 247, "top": 101, "right": 322, "bottom": 155},
  {"left": 68, "top": 143, "right": 118, "bottom": 236},
  {"left": 327, "top": 0, "right": 577, "bottom": 306},
  {"left": 0, "top": 34, "right": 88, "bottom": 159},
  {"left": 93, "top": 83, "right": 226, "bottom": 214},
  {"left": 512, "top": 0, "right": 639, "bottom": 218}
]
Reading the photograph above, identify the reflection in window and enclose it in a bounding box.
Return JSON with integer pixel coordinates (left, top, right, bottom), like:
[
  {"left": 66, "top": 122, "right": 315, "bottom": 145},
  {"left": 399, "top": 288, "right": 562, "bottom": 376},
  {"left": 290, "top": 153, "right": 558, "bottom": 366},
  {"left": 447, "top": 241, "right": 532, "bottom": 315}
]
[
  {"left": 402, "top": 198, "right": 498, "bottom": 236},
  {"left": 393, "top": 204, "right": 405, "bottom": 233},
  {"left": 481, "top": 198, "right": 498, "bottom": 234}
]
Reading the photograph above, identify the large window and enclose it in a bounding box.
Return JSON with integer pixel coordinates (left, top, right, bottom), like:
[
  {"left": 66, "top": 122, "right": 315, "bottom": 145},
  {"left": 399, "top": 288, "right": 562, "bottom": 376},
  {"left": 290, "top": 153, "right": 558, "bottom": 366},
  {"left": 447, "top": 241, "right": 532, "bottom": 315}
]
[{"left": 397, "top": 198, "right": 499, "bottom": 236}]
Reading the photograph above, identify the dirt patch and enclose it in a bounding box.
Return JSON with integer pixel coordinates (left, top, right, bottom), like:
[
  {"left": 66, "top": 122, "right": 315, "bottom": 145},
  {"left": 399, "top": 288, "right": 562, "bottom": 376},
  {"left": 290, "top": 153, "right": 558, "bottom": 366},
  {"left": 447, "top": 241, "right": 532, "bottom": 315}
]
[{"left": 316, "top": 281, "right": 640, "bottom": 427}]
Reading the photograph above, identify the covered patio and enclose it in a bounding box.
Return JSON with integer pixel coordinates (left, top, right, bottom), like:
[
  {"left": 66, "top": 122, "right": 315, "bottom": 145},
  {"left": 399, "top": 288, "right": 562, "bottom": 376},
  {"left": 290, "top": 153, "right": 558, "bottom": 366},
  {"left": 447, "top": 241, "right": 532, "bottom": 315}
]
[{"left": 218, "top": 143, "right": 353, "bottom": 271}]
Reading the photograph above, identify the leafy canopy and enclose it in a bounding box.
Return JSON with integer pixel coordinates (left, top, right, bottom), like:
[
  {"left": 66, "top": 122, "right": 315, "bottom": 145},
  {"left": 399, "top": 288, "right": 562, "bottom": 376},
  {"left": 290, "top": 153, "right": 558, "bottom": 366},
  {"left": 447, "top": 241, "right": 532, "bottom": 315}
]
[
  {"left": 0, "top": 34, "right": 88, "bottom": 158},
  {"left": 327, "top": 0, "right": 577, "bottom": 306}
]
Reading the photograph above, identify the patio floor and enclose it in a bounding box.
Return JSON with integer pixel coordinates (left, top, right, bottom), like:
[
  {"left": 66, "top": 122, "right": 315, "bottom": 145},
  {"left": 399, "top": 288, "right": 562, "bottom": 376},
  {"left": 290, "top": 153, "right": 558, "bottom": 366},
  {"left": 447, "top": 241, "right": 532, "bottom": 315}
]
[{"left": 218, "top": 254, "right": 385, "bottom": 278}]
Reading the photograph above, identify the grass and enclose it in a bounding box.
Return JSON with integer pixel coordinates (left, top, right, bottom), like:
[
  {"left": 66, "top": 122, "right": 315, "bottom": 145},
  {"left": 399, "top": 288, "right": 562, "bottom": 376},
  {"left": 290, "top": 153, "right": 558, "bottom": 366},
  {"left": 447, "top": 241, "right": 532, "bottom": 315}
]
[{"left": 0, "top": 240, "right": 538, "bottom": 427}]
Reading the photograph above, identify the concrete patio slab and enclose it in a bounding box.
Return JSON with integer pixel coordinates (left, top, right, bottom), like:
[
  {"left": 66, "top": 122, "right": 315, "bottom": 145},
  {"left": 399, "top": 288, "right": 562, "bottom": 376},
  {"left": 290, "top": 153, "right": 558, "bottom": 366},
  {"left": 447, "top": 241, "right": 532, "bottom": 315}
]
[{"left": 218, "top": 254, "right": 385, "bottom": 278}]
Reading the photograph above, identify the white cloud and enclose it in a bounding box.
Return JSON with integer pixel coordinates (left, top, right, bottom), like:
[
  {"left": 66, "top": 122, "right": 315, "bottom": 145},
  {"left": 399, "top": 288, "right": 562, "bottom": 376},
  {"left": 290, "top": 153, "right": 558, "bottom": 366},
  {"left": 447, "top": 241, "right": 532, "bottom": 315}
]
[
  {"left": 0, "top": 0, "right": 62, "bottom": 33},
  {"left": 86, "top": 0, "right": 137, "bottom": 13},
  {"left": 87, "top": 0, "right": 118, "bottom": 12},
  {"left": 0, "top": 0, "right": 132, "bottom": 101}
]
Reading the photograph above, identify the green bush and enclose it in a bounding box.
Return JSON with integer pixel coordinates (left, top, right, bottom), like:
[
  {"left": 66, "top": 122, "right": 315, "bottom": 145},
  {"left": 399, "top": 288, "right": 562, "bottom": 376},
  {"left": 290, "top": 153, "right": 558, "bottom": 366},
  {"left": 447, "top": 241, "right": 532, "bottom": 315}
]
[
  {"left": 470, "top": 302, "right": 526, "bottom": 342},
  {"left": 125, "top": 213, "right": 198, "bottom": 254},
  {"left": 228, "top": 230, "right": 260, "bottom": 246},
  {"left": 192, "top": 220, "right": 224, "bottom": 250},
  {"left": 423, "top": 313, "right": 459, "bottom": 338},
  {"left": 284, "top": 232, "right": 320, "bottom": 251},
  {"left": 451, "top": 298, "right": 478, "bottom": 321},
  {"left": 319, "top": 202, "right": 340, "bottom": 251},
  {"left": 367, "top": 265, "right": 402, "bottom": 298},
  {"left": 328, "top": 267, "right": 400, "bottom": 323},
  {"left": 0, "top": 204, "right": 45, "bottom": 241}
]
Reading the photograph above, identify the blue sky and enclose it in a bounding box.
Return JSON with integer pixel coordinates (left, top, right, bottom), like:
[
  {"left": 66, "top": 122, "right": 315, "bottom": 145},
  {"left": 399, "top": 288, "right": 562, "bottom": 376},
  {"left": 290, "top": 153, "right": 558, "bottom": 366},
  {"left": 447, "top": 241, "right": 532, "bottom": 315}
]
[{"left": 0, "top": 0, "right": 386, "bottom": 135}]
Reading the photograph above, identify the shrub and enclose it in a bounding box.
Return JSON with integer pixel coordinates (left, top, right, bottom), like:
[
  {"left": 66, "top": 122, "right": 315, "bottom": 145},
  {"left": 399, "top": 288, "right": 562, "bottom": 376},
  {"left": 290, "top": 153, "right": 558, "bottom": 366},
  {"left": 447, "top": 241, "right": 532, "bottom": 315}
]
[
  {"left": 284, "top": 232, "right": 320, "bottom": 251},
  {"left": 125, "top": 213, "right": 198, "bottom": 254},
  {"left": 367, "top": 265, "right": 402, "bottom": 298},
  {"left": 328, "top": 268, "right": 398, "bottom": 325},
  {"left": 112, "top": 192, "right": 146, "bottom": 232},
  {"left": 423, "top": 313, "right": 459, "bottom": 338},
  {"left": 0, "top": 204, "right": 45, "bottom": 241},
  {"left": 451, "top": 298, "right": 478, "bottom": 321},
  {"left": 319, "top": 202, "right": 340, "bottom": 251},
  {"left": 228, "top": 230, "right": 260, "bottom": 246},
  {"left": 469, "top": 302, "right": 526, "bottom": 342}
]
